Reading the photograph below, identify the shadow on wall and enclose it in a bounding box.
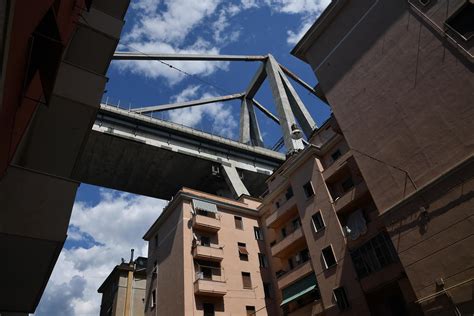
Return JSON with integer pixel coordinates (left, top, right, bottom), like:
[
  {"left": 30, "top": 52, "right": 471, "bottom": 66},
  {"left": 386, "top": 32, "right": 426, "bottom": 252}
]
[{"left": 385, "top": 158, "right": 474, "bottom": 239}]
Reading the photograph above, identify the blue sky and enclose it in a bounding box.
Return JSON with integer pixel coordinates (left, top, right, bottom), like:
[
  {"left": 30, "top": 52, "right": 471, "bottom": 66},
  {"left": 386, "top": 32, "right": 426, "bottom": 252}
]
[{"left": 35, "top": 1, "right": 330, "bottom": 314}]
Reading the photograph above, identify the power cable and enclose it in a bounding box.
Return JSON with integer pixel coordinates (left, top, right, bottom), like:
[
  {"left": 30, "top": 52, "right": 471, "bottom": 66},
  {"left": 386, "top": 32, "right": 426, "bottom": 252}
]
[{"left": 119, "top": 42, "right": 234, "bottom": 95}]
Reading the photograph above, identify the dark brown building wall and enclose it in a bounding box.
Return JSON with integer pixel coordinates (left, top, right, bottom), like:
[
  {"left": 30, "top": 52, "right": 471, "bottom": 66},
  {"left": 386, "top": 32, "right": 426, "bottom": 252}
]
[
  {"left": 300, "top": 0, "right": 473, "bottom": 213},
  {"left": 293, "top": 0, "right": 474, "bottom": 314},
  {"left": 383, "top": 158, "right": 474, "bottom": 315}
]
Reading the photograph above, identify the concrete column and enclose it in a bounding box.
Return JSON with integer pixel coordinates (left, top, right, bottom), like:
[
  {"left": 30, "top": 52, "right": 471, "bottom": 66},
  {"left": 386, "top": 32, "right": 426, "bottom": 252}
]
[
  {"left": 221, "top": 165, "right": 250, "bottom": 198},
  {"left": 247, "top": 99, "right": 264, "bottom": 147},
  {"left": 278, "top": 68, "right": 316, "bottom": 137},
  {"left": 265, "top": 55, "right": 304, "bottom": 152},
  {"left": 240, "top": 98, "right": 264, "bottom": 147},
  {"left": 239, "top": 98, "right": 251, "bottom": 145},
  {"left": 124, "top": 268, "right": 134, "bottom": 316}
]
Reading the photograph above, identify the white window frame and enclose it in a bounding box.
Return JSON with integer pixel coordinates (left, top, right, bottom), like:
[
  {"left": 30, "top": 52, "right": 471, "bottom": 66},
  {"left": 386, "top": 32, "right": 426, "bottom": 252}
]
[
  {"left": 151, "top": 289, "right": 157, "bottom": 308},
  {"left": 303, "top": 181, "right": 315, "bottom": 198},
  {"left": 311, "top": 211, "right": 325, "bottom": 232},
  {"left": 333, "top": 286, "right": 349, "bottom": 310},
  {"left": 254, "top": 226, "right": 263, "bottom": 240},
  {"left": 258, "top": 253, "right": 268, "bottom": 268},
  {"left": 322, "top": 245, "right": 337, "bottom": 269}
]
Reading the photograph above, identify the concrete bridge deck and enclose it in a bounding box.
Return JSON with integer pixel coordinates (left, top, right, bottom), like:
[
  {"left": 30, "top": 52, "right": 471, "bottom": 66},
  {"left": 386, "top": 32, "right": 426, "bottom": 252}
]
[{"left": 73, "top": 104, "right": 286, "bottom": 199}]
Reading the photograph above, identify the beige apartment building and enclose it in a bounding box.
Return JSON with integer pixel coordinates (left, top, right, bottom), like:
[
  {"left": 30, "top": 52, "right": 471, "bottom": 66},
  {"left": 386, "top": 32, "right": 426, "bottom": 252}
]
[
  {"left": 98, "top": 256, "right": 148, "bottom": 316},
  {"left": 142, "top": 187, "right": 278, "bottom": 316}
]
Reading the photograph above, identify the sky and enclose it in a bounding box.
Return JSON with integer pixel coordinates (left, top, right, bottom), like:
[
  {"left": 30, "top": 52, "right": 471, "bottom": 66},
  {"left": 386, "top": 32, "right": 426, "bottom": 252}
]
[{"left": 35, "top": 0, "right": 331, "bottom": 314}]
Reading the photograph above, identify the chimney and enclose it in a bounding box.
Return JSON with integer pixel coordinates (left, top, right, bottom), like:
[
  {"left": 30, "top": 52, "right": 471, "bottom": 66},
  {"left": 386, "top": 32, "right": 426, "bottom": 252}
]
[{"left": 129, "top": 249, "right": 134, "bottom": 265}]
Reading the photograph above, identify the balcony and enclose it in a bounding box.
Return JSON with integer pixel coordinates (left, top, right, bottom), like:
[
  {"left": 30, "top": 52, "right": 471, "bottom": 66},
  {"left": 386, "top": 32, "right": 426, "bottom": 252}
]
[
  {"left": 333, "top": 181, "right": 369, "bottom": 213},
  {"left": 194, "top": 272, "right": 227, "bottom": 296},
  {"left": 192, "top": 245, "right": 224, "bottom": 262},
  {"left": 277, "top": 260, "right": 313, "bottom": 290},
  {"left": 322, "top": 151, "right": 353, "bottom": 182},
  {"left": 271, "top": 226, "right": 305, "bottom": 258},
  {"left": 192, "top": 214, "right": 220, "bottom": 232},
  {"left": 265, "top": 196, "right": 297, "bottom": 228}
]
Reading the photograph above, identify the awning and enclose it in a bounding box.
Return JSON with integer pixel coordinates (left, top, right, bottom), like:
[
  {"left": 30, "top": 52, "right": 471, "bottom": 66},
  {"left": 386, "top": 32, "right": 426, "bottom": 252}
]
[
  {"left": 192, "top": 199, "right": 218, "bottom": 213},
  {"left": 280, "top": 285, "right": 317, "bottom": 306},
  {"left": 280, "top": 274, "right": 318, "bottom": 306},
  {"left": 238, "top": 246, "right": 249, "bottom": 255}
]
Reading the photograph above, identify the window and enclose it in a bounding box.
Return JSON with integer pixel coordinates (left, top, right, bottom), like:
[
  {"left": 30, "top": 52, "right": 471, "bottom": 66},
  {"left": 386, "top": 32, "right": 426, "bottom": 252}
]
[
  {"left": 263, "top": 282, "right": 272, "bottom": 298},
  {"left": 201, "top": 266, "right": 212, "bottom": 280},
  {"left": 292, "top": 218, "right": 301, "bottom": 230},
  {"left": 200, "top": 236, "right": 211, "bottom": 247},
  {"left": 312, "top": 212, "right": 325, "bottom": 232},
  {"left": 254, "top": 226, "right": 263, "bottom": 240},
  {"left": 285, "top": 186, "right": 294, "bottom": 200},
  {"left": 322, "top": 245, "right": 337, "bottom": 269},
  {"left": 341, "top": 177, "right": 354, "bottom": 192},
  {"left": 331, "top": 149, "right": 342, "bottom": 162},
  {"left": 333, "top": 287, "right": 349, "bottom": 311},
  {"left": 151, "top": 289, "right": 156, "bottom": 308},
  {"left": 288, "top": 258, "right": 294, "bottom": 270},
  {"left": 275, "top": 201, "right": 280, "bottom": 208},
  {"left": 234, "top": 216, "right": 243, "bottom": 230},
  {"left": 203, "top": 303, "right": 215, "bottom": 316},
  {"left": 303, "top": 181, "right": 315, "bottom": 198},
  {"left": 270, "top": 240, "right": 276, "bottom": 247},
  {"left": 350, "top": 232, "right": 398, "bottom": 278},
  {"left": 296, "top": 248, "right": 310, "bottom": 264},
  {"left": 281, "top": 227, "right": 287, "bottom": 238},
  {"left": 242, "top": 272, "right": 252, "bottom": 289},
  {"left": 258, "top": 253, "right": 268, "bottom": 268},
  {"left": 445, "top": 2, "right": 474, "bottom": 41},
  {"left": 154, "top": 234, "right": 158, "bottom": 247},
  {"left": 25, "top": 8, "right": 63, "bottom": 104},
  {"left": 246, "top": 306, "right": 256, "bottom": 315},
  {"left": 238, "top": 242, "right": 249, "bottom": 261}
]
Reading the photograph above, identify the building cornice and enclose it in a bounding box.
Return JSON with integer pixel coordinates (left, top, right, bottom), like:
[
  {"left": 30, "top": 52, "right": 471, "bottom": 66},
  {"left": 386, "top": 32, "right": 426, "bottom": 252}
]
[
  {"left": 143, "top": 188, "right": 260, "bottom": 240},
  {"left": 291, "top": 0, "right": 348, "bottom": 61}
]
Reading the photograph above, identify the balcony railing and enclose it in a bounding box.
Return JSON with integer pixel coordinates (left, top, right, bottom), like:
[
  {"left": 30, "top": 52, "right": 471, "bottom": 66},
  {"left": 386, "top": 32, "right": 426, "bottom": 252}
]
[
  {"left": 194, "top": 266, "right": 226, "bottom": 296},
  {"left": 271, "top": 226, "right": 305, "bottom": 258},
  {"left": 323, "top": 151, "right": 353, "bottom": 182},
  {"left": 192, "top": 213, "right": 221, "bottom": 231},
  {"left": 333, "top": 181, "right": 369, "bottom": 213},
  {"left": 192, "top": 244, "right": 224, "bottom": 261},
  {"left": 265, "top": 196, "right": 297, "bottom": 228},
  {"left": 277, "top": 260, "right": 313, "bottom": 290}
]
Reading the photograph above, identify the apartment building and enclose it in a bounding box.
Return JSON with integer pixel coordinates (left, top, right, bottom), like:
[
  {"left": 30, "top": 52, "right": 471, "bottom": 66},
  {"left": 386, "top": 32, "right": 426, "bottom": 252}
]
[
  {"left": 98, "top": 256, "right": 147, "bottom": 316},
  {"left": 260, "top": 116, "right": 421, "bottom": 316},
  {"left": 142, "top": 187, "right": 277, "bottom": 316},
  {"left": 291, "top": 1, "right": 473, "bottom": 315}
]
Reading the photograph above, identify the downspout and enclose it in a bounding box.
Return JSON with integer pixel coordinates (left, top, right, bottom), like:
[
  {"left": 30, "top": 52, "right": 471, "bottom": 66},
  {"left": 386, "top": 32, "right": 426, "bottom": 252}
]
[{"left": 124, "top": 249, "right": 134, "bottom": 316}]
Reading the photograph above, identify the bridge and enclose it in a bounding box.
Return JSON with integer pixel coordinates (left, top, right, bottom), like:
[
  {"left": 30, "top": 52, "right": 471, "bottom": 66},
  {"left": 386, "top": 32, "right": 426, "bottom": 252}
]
[
  {"left": 73, "top": 52, "right": 327, "bottom": 199},
  {"left": 73, "top": 103, "right": 285, "bottom": 199}
]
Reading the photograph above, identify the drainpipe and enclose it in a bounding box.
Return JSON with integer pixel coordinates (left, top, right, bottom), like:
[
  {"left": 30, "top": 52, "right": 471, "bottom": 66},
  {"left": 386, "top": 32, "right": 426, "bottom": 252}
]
[{"left": 124, "top": 249, "right": 134, "bottom": 316}]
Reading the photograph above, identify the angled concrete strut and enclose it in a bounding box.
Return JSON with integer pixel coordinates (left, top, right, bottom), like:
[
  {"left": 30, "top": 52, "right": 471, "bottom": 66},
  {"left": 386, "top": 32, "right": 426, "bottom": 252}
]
[{"left": 265, "top": 55, "right": 304, "bottom": 152}]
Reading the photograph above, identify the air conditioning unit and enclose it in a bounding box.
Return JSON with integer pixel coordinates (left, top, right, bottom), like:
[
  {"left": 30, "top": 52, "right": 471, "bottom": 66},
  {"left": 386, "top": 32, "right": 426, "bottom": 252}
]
[
  {"left": 343, "top": 226, "right": 352, "bottom": 236},
  {"left": 211, "top": 165, "right": 220, "bottom": 176},
  {"left": 196, "top": 272, "right": 204, "bottom": 280}
]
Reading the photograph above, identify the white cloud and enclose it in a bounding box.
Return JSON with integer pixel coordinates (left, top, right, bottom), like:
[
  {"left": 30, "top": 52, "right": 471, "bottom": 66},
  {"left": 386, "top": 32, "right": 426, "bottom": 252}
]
[
  {"left": 166, "top": 85, "right": 239, "bottom": 139},
  {"left": 115, "top": 0, "right": 330, "bottom": 83},
  {"left": 287, "top": 20, "right": 313, "bottom": 45},
  {"left": 35, "top": 189, "right": 166, "bottom": 316},
  {"left": 116, "top": 0, "right": 238, "bottom": 84},
  {"left": 265, "top": 0, "right": 331, "bottom": 44}
]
